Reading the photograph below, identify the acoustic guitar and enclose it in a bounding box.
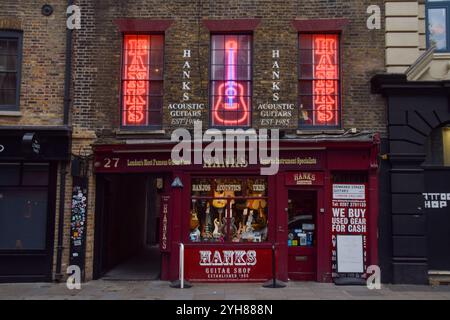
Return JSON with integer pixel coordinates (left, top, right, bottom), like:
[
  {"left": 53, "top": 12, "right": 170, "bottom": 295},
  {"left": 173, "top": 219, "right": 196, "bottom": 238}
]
[
  {"left": 252, "top": 207, "right": 268, "bottom": 231},
  {"left": 246, "top": 194, "right": 267, "bottom": 210},
  {"left": 212, "top": 190, "right": 234, "bottom": 209},
  {"left": 190, "top": 209, "right": 199, "bottom": 231}
]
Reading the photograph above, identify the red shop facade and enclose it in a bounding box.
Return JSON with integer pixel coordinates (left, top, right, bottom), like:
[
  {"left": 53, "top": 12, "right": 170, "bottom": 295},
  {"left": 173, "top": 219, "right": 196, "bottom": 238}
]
[{"left": 92, "top": 136, "right": 380, "bottom": 283}]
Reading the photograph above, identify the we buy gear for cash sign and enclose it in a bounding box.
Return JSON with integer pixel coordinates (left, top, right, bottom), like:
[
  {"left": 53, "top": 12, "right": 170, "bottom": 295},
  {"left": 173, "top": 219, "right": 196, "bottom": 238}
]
[{"left": 331, "top": 184, "right": 369, "bottom": 279}]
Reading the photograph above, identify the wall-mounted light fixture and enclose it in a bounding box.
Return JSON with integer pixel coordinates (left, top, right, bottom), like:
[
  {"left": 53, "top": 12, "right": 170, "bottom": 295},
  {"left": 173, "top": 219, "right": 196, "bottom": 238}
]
[
  {"left": 171, "top": 176, "right": 183, "bottom": 188},
  {"left": 41, "top": 5, "right": 54, "bottom": 16}
]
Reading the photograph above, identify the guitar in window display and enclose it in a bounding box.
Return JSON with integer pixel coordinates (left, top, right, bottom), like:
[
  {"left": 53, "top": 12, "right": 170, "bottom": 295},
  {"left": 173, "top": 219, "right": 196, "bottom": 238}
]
[
  {"left": 212, "top": 190, "right": 234, "bottom": 241},
  {"left": 189, "top": 200, "right": 201, "bottom": 242},
  {"left": 240, "top": 195, "right": 268, "bottom": 242},
  {"left": 213, "top": 40, "right": 250, "bottom": 126},
  {"left": 201, "top": 202, "right": 213, "bottom": 241}
]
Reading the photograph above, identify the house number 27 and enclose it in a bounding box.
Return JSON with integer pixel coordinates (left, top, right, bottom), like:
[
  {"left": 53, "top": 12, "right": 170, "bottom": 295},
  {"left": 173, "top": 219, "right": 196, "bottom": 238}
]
[{"left": 104, "top": 158, "right": 120, "bottom": 168}]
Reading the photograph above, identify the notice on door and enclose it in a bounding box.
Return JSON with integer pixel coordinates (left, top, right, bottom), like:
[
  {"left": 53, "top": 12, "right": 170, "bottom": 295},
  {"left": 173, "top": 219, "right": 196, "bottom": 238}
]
[
  {"left": 336, "top": 235, "right": 364, "bottom": 273},
  {"left": 331, "top": 183, "right": 368, "bottom": 279}
]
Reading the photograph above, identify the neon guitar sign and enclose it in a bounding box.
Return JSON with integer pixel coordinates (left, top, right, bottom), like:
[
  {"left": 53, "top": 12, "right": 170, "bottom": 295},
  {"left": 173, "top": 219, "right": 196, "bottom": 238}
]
[
  {"left": 122, "top": 36, "right": 150, "bottom": 126},
  {"left": 313, "top": 35, "right": 339, "bottom": 126},
  {"left": 213, "top": 40, "right": 250, "bottom": 127}
]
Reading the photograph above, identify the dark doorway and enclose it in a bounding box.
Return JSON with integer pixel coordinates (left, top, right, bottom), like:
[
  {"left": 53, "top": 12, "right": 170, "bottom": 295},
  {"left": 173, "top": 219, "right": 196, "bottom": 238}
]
[
  {"left": 287, "top": 190, "right": 318, "bottom": 281},
  {"left": 94, "top": 174, "right": 161, "bottom": 280}
]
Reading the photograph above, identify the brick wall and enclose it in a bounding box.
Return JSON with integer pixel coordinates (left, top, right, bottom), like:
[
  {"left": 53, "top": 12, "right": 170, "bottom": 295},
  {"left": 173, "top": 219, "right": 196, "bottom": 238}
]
[
  {"left": 0, "top": 0, "right": 67, "bottom": 125},
  {"left": 2, "top": 1, "right": 388, "bottom": 282},
  {"left": 69, "top": 0, "right": 386, "bottom": 280},
  {"left": 72, "top": 0, "right": 387, "bottom": 138}
]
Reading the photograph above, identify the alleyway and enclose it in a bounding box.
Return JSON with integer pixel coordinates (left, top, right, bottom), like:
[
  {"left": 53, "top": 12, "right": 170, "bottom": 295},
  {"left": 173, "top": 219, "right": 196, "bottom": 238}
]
[{"left": 0, "top": 281, "right": 449, "bottom": 300}]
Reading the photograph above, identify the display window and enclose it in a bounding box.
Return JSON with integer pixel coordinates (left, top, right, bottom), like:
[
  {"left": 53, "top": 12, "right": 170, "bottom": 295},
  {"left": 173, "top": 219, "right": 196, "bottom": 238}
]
[{"left": 189, "top": 177, "right": 268, "bottom": 243}]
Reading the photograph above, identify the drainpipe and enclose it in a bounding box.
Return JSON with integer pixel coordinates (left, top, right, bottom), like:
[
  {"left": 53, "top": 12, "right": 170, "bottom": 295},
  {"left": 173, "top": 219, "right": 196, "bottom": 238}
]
[{"left": 55, "top": 0, "right": 74, "bottom": 281}]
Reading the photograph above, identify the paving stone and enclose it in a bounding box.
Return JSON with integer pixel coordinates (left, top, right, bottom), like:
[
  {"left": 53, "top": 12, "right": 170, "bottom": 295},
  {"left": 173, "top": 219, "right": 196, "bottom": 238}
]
[{"left": 1, "top": 281, "right": 450, "bottom": 300}]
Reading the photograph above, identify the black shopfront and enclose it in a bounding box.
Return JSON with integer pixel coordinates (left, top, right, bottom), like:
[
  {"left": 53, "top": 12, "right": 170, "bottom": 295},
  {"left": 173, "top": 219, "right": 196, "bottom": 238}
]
[
  {"left": 0, "top": 127, "right": 71, "bottom": 282},
  {"left": 372, "top": 75, "right": 450, "bottom": 284}
]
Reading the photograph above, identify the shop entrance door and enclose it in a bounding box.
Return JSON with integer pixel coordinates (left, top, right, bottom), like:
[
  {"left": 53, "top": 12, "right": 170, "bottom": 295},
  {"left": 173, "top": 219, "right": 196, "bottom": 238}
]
[{"left": 287, "top": 190, "right": 320, "bottom": 281}]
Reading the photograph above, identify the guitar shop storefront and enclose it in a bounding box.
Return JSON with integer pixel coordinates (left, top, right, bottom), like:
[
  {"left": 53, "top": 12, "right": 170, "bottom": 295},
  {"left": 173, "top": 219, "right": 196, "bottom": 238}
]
[
  {"left": 93, "top": 136, "right": 379, "bottom": 283},
  {"left": 0, "top": 127, "right": 71, "bottom": 282}
]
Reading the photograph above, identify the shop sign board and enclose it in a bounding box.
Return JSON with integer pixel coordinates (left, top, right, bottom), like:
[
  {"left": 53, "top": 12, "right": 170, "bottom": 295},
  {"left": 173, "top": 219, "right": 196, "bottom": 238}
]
[
  {"left": 159, "top": 195, "right": 171, "bottom": 253},
  {"left": 94, "top": 151, "right": 324, "bottom": 173},
  {"left": 285, "top": 172, "right": 324, "bottom": 186},
  {"left": 331, "top": 183, "right": 368, "bottom": 279},
  {"left": 184, "top": 247, "right": 273, "bottom": 282}
]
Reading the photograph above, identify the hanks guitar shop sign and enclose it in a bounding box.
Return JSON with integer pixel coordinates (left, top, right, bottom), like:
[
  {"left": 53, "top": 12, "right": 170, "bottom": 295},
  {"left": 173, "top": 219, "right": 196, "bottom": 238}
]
[{"left": 184, "top": 248, "right": 272, "bottom": 282}]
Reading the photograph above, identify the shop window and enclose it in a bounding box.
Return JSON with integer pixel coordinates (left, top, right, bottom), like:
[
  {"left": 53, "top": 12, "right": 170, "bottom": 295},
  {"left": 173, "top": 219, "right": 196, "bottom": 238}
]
[
  {"left": 189, "top": 177, "right": 268, "bottom": 243},
  {"left": 0, "top": 162, "right": 49, "bottom": 250},
  {"left": 0, "top": 189, "right": 48, "bottom": 250},
  {"left": 0, "top": 31, "right": 22, "bottom": 111},
  {"left": 210, "top": 34, "right": 252, "bottom": 127},
  {"left": 298, "top": 34, "right": 340, "bottom": 128},
  {"left": 121, "top": 34, "right": 164, "bottom": 128},
  {"left": 424, "top": 125, "right": 450, "bottom": 166},
  {"left": 0, "top": 163, "right": 20, "bottom": 186},
  {"left": 427, "top": 0, "right": 450, "bottom": 51},
  {"left": 22, "top": 163, "right": 50, "bottom": 186}
]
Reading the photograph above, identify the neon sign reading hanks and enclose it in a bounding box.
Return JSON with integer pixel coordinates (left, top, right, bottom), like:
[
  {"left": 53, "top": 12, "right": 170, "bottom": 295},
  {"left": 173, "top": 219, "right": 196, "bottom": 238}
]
[{"left": 171, "top": 121, "right": 280, "bottom": 175}]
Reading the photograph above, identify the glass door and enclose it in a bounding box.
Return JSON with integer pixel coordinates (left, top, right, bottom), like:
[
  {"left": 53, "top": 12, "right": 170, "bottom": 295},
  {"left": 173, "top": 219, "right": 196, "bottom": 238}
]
[{"left": 287, "top": 190, "right": 318, "bottom": 281}]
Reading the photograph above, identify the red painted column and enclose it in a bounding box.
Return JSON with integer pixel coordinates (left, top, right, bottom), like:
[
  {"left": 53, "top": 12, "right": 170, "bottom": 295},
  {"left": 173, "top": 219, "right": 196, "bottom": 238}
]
[
  {"left": 169, "top": 171, "right": 185, "bottom": 281},
  {"left": 274, "top": 173, "right": 289, "bottom": 282},
  {"left": 321, "top": 169, "right": 333, "bottom": 283}
]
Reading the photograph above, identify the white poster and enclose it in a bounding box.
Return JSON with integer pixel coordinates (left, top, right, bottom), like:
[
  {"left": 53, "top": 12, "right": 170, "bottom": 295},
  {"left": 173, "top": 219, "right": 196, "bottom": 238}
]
[
  {"left": 333, "top": 184, "right": 365, "bottom": 200},
  {"left": 336, "top": 235, "right": 364, "bottom": 273}
]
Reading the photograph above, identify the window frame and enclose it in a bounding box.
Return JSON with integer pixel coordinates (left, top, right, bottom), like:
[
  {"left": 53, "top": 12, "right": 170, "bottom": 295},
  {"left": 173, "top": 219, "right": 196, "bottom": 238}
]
[
  {"left": 0, "top": 30, "right": 23, "bottom": 112},
  {"left": 426, "top": 0, "right": 450, "bottom": 52},
  {"left": 208, "top": 33, "right": 254, "bottom": 129},
  {"left": 119, "top": 32, "right": 165, "bottom": 130},
  {"left": 297, "top": 32, "right": 342, "bottom": 130}
]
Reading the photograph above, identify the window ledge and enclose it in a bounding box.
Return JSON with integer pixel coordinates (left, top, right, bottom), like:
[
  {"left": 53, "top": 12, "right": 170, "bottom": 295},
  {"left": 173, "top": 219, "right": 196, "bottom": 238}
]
[
  {"left": 297, "top": 129, "right": 345, "bottom": 135},
  {"left": 0, "top": 111, "right": 21, "bottom": 117},
  {"left": 116, "top": 129, "right": 166, "bottom": 136}
]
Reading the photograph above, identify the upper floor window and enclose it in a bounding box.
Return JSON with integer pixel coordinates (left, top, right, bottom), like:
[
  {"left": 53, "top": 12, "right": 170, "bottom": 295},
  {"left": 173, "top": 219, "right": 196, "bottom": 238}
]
[
  {"left": 427, "top": 0, "right": 450, "bottom": 51},
  {"left": 210, "top": 34, "right": 252, "bottom": 127},
  {"left": 298, "top": 34, "right": 340, "bottom": 128},
  {"left": 0, "top": 31, "right": 22, "bottom": 111},
  {"left": 121, "top": 34, "right": 164, "bottom": 128}
]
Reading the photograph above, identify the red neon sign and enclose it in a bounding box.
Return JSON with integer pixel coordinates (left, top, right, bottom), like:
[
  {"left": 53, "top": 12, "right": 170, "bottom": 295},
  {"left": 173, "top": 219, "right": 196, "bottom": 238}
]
[
  {"left": 122, "top": 35, "right": 150, "bottom": 126},
  {"left": 313, "top": 35, "right": 339, "bottom": 126},
  {"left": 213, "top": 40, "right": 250, "bottom": 127}
]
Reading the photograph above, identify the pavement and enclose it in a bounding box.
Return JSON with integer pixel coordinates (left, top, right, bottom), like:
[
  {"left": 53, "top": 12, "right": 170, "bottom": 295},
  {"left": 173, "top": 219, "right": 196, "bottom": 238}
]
[{"left": 0, "top": 281, "right": 449, "bottom": 300}]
